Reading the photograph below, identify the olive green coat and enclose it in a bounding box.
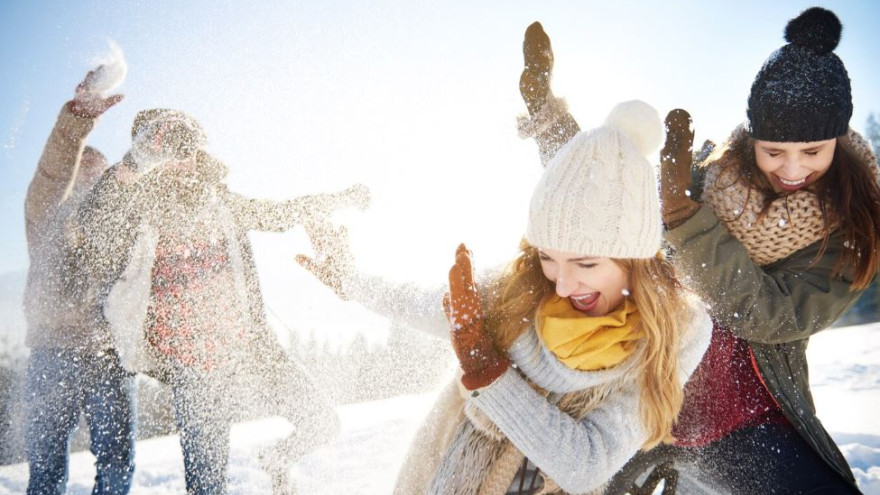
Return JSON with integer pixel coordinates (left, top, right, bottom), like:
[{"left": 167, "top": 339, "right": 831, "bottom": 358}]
[{"left": 665, "top": 204, "right": 863, "bottom": 489}]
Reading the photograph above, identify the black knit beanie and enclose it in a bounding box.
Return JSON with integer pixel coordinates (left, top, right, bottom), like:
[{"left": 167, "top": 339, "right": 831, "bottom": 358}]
[{"left": 747, "top": 7, "right": 852, "bottom": 143}]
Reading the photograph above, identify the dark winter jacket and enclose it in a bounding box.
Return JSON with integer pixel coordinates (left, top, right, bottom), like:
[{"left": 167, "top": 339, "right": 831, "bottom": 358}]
[{"left": 665, "top": 203, "right": 864, "bottom": 489}]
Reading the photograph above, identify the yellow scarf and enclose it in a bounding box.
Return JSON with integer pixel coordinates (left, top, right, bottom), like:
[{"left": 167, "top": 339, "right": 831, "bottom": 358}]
[{"left": 536, "top": 296, "right": 644, "bottom": 371}]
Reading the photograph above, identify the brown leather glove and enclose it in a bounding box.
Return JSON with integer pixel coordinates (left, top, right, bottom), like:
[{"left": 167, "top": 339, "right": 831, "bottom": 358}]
[
  {"left": 518, "top": 22, "right": 580, "bottom": 167},
  {"left": 444, "top": 244, "right": 509, "bottom": 391},
  {"left": 660, "top": 109, "right": 701, "bottom": 229},
  {"left": 519, "top": 22, "right": 554, "bottom": 117}
]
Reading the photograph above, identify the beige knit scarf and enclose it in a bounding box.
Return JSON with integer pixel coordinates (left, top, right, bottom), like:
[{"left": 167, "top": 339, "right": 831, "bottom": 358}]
[
  {"left": 427, "top": 372, "right": 625, "bottom": 495},
  {"left": 702, "top": 126, "right": 877, "bottom": 266}
]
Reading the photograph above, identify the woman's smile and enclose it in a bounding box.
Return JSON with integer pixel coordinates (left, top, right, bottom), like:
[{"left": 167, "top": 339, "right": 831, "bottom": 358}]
[
  {"left": 570, "top": 292, "right": 600, "bottom": 312},
  {"left": 773, "top": 172, "right": 813, "bottom": 192}
]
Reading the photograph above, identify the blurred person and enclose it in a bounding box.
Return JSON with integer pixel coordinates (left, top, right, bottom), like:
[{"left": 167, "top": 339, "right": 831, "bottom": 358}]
[
  {"left": 75, "top": 109, "right": 368, "bottom": 495},
  {"left": 22, "top": 62, "right": 134, "bottom": 495}
]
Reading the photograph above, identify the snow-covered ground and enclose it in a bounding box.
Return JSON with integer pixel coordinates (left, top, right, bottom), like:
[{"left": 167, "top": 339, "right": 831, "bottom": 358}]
[
  {"left": 1, "top": 323, "right": 878, "bottom": 494},
  {"left": 808, "top": 324, "right": 880, "bottom": 494},
  {"left": 0, "top": 391, "right": 439, "bottom": 495}
]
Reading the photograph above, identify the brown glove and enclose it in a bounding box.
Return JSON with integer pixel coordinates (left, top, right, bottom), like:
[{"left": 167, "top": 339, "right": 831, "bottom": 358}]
[
  {"left": 660, "top": 109, "right": 701, "bottom": 229},
  {"left": 519, "top": 22, "right": 554, "bottom": 117},
  {"left": 69, "top": 67, "right": 125, "bottom": 118},
  {"left": 518, "top": 22, "right": 580, "bottom": 167},
  {"left": 444, "top": 244, "right": 509, "bottom": 391}
]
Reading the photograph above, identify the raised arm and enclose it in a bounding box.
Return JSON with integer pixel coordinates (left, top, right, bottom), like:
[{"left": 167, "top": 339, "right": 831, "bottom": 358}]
[
  {"left": 517, "top": 21, "right": 580, "bottom": 167},
  {"left": 25, "top": 67, "right": 124, "bottom": 248}
]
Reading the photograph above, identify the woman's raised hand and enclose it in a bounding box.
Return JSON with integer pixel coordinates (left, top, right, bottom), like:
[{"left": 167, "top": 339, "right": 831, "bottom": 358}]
[
  {"left": 660, "top": 109, "right": 701, "bottom": 229},
  {"left": 517, "top": 21, "right": 580, "bottom": 166},
  {"left": 70, "top": 66, "right": 125, "bottom": 118},
  {"left": 445, "top": 244, "right": 509, "bottom": 391}
]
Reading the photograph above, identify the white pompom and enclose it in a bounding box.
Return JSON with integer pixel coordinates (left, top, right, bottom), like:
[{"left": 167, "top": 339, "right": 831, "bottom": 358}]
[
  {"left": 86, "top": 40, "right": 128, "bottom": 94},
  {"left": 603, "top": 100, "right": 662, "bottom": 158}
]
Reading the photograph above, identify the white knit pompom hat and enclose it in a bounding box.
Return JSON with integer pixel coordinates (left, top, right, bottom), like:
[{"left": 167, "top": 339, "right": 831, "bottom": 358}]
[{"left": 525, "top": 100, "right": 663, "bottom": 259}]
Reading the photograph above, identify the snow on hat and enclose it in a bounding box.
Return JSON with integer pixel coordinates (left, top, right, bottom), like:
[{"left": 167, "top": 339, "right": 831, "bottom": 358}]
[
  {"left": 747, "top": 7, "right": 852, "bottom": 142},
  {"left": 129, "top": 109, "right": 207, "bottom": 174},
  {"left": 526, "top": 100, "right": 663, "bottom": 259}
]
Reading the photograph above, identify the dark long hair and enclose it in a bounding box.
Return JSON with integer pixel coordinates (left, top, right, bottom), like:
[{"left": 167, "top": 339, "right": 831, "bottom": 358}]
[{"left": 724, "top": 131, "right": 880, "bottom": 289}]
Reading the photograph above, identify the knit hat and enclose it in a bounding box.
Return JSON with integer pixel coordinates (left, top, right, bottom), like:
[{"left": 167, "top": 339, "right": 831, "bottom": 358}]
[
  {"left": 526, "top": 100, "right": 663, "bottom": 259},
  {"left": 747, "top": 7, "right": 852, "bottom": 142},
  {"left": 129, "top": 108, "right": 207, "bottom": 174}
]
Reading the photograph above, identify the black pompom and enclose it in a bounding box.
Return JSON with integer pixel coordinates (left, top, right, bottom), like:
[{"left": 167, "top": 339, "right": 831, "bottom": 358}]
[{"left": 784, "top": 7, "right": 842, "bottom": 54}]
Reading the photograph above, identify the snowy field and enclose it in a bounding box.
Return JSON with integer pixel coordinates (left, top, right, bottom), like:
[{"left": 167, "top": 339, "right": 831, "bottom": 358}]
[{"left": 0, "top": 323, "right": 878, "bottom": 495}]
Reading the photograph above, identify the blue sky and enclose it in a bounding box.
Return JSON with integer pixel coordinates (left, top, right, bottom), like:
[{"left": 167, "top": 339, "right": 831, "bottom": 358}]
[{"left": 2, "top": 0, "right": 879, "bottom": 281}]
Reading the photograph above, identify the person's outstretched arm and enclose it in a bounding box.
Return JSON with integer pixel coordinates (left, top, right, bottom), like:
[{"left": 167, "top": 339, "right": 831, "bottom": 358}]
[{"left": 226, "top": 180, "right": 370, "bottom": 233}]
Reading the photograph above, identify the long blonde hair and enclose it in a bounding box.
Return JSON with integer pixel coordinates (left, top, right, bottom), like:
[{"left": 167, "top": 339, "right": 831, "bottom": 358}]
[{"left": 482, "top": 240, "right": 690, "bottom": 448}]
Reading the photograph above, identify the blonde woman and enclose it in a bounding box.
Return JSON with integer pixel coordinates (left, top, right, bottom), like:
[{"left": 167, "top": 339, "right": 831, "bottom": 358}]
[{"left": 298, "top": 101, "right": 712, "bottom": 494}]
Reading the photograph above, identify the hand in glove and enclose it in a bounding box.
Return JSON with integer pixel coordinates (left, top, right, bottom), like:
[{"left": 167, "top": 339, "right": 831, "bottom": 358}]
[
  {"left": 660, "top": 109, "right": 701, "bottom": 229},
  {"left": 518, "top": 21, "right": 580, "bottom": 166},
  {"left": 69, "top": 66, "right": 125, "bottom": 119},
  {"left": 444, "top": 244, "right": 509, "bottom": 391},
  {"left": 295, "top": 221, "right": 355, "bottom": 300},
  {"left": 519, "top": 21, "right": 554, "bottom": 117}
]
